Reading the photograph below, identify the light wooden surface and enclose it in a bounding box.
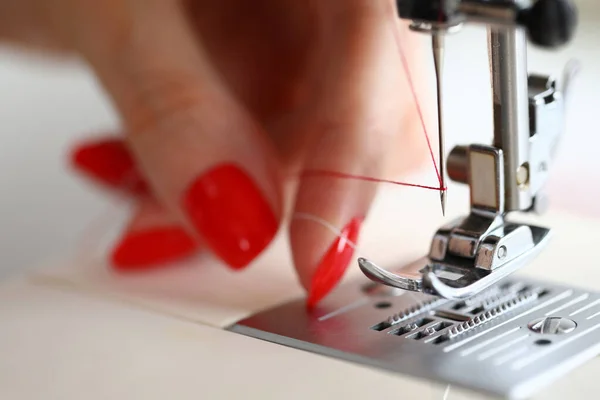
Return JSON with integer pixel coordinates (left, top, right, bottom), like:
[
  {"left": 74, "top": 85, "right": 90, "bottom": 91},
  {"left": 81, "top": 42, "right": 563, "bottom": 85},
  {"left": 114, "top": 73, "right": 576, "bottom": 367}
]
[{"left": 0, "top": 279, "right": 478, "bottom": 400}]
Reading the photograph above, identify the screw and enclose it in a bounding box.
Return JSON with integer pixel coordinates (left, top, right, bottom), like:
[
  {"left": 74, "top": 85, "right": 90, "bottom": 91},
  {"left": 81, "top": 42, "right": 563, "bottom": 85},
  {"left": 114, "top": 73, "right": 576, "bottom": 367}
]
[
  {"left": 498, "top": 246, "right": 507, "bottom": 259},
  {"left": 517, "top": 163, "right": 530, "bottom": 189},
  {"left": 528, "top": 317, "right": 577, "bottom": 335}
]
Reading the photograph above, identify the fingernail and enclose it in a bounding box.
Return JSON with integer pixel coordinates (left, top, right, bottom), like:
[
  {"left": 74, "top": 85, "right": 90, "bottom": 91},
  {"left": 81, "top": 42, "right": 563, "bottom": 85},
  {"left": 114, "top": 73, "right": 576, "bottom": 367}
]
[
  {"left": 71, "top": 139, "right": 149, "bottom": 196},
  {"left": 111, "top": 227, "right": 198, "bottom": 270},
  {"left": 307, "top": 217, "right": 363, "bottom": 308},
  {"left": 182, "top": 163, "right": 279, "bottom": 269}
]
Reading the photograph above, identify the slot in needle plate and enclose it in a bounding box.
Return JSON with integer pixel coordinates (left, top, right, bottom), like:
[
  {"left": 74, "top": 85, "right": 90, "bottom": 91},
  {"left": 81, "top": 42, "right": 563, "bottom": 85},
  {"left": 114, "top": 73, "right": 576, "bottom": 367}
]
[{"left": 228, "top": 275, "right": 600, "bottom": 399}]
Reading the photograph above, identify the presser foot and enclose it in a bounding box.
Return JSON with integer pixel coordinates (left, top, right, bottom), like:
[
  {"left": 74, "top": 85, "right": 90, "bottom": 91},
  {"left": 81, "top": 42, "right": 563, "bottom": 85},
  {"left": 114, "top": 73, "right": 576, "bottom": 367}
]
[{"left": 359, "top": 215, "right": 551, "bottom": 300}]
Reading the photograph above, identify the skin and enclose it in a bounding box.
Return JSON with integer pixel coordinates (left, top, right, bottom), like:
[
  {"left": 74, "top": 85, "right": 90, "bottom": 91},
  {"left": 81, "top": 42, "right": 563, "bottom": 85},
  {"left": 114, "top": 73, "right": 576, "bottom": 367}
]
[{"left": 0, "top": 0, "right": 431, "bottom": 293}]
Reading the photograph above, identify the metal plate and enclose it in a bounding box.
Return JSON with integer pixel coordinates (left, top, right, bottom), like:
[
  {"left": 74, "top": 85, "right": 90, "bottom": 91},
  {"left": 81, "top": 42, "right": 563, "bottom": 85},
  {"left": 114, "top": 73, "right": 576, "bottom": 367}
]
[{"left": 228, "top": 275, "right": 600, "bottom": 399}]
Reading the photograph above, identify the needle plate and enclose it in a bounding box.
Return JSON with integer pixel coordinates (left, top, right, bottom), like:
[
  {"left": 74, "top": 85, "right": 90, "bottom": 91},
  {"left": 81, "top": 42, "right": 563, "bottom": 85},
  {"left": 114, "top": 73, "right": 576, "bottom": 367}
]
[{"left": 228, "top": 275, "right": 600, "bottom": 399}]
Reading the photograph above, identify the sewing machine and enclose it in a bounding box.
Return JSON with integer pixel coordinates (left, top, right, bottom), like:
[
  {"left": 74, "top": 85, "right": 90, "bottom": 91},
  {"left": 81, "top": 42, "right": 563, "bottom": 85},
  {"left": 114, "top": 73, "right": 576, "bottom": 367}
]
[{"left": 1, "top": 0, "right": 599, "bottom": 399}]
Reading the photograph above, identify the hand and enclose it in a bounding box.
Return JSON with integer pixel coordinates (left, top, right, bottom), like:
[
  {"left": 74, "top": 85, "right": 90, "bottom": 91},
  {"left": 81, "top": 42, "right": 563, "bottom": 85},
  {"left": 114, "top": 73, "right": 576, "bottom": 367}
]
[{"left": 0, "top": 0, "right": 428, "bottom": 306}]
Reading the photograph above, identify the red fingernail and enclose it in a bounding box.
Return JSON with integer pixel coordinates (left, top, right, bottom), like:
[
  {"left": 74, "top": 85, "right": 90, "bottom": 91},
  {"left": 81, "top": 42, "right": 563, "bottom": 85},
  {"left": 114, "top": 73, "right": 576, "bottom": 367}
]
[
  {"left": 71, "top": 139, "right": 149, "bottom": 195},
  {"left": 182, "top": 164, "right": 279, "bottom": 269},
  {"left": 111, "top": 227, "right": 198, "bottom": 271},
  {"left": 307, "top": 217, "right": 363, "bottom": 308}
]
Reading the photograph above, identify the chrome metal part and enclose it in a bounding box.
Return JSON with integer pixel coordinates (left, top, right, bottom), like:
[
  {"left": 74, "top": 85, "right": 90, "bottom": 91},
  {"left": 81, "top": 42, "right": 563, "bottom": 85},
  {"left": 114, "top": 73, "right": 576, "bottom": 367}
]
[
  {"left": 360, "top": 212, "right": 550, "bottom": 299},
  {"left": 364, "top": 1, "right": 577, "bottom": 300},
  {"left": 468, "top": 146, "right": 505, "bottom": 213},
  {"left": 358, "top": 225, "right": 549, "bottom": 299},
  {"left": 446, "top": 288, "right": 541, "bottom": 339},
  {"left": 385, "top": 296, "right": 449, "bottom": 326},
  {"left": 489, "top": 26, "right": 532, "bottom": 212},
  {"left": 229, "top": 276, "right": 600, "bottom": 399},
  {"left": 459, "top": 0, "right": 521, "bottom": 27},
  {"left": 432, "top": 32, "right": 447, "bottom": 216},
  {"left": 409, "top": 21, "right": 463, "bottom": 34},
  {"left": 560, "top": 59, "right": 581, "bottom": 101},
  {"left": 528, "top": 317, "right": 577, "bottom": 335}
]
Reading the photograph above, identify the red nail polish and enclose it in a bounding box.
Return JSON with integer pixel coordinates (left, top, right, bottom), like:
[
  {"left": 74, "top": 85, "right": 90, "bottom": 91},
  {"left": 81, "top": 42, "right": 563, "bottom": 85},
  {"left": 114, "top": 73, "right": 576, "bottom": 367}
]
[
  {"left": 307, "top": 217, "right": 363, "bottom": 308},
  {"left": 71, "top": 139, "right": 149, "bottom": 195},
  {"left": 111, "top": 227, "right": 198, "bottom": 271},
  {"left": 182, "top": 164, "right": 279, "bottom": 269}
]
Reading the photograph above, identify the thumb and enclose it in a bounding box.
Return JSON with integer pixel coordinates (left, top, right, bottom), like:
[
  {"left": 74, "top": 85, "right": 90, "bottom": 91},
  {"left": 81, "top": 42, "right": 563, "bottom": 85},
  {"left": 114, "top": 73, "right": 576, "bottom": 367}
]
[{"left": 77, "top": 1, "right": 283, "bottom": 269}]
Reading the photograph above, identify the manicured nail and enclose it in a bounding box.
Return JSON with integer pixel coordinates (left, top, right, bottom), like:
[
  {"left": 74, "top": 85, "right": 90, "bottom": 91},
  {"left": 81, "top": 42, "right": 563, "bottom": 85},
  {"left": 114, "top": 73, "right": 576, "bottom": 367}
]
[
  {"left": 182, "top": 164, "right": 279, "bottom": 269},
  {"left": 71, "top": 139, "right": 149, "bottom": 195},
  {"left": 307, "top": 217, "right": 363, "bottom": 308},
  {"left": 111, "top": 227, "right": 198, "bottom": 271}
]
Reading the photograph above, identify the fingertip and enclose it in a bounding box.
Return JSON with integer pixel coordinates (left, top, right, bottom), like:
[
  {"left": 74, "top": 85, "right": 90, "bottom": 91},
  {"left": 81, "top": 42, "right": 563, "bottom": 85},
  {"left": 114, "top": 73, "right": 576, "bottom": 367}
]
[
  {"left": 292, "top": 214, "right": 364, "bottom": 308},
  {"left": 70, "top": 137, "right": 126, "bottom": 174},
  {"left": 70, "top": 137, "right": 149, "bottom": 196},
  {"left": 110, "top": 227, "right": 199, "bottom": 272},
  {"left": 181, "top": 163, "right": 281, "bottom": 270},
  {"left": 109, "top": 198, "right": 200, "bottom": 271}
]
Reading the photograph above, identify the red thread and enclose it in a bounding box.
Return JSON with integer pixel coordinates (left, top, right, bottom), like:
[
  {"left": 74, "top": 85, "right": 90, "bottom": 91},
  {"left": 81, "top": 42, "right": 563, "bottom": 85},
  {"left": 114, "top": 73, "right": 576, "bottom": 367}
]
[
  {"left": 302, "top": 7, "right": 446, "bottom": 194},
  {"left": 301, "top": 169, "right": 445, "bottom": 191},
  {"left": 388, "top": 6, "right": 443, "bottom": 188}
]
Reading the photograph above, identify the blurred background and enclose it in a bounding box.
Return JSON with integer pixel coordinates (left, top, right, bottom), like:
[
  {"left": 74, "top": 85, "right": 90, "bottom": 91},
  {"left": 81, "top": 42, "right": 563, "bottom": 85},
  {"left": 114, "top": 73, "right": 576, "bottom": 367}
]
[{"left": 0, "top": 0, "right": 598, "bottom": 279}]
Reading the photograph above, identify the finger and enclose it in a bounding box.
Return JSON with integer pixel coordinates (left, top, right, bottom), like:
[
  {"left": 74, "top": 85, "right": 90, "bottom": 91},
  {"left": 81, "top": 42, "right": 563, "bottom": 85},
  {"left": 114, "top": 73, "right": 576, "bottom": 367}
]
[
  {"left": 110, "top": 198, "right": 200, "bottom": 272},
  {"left": 290, "top": 0, "right": 424, "bottom": 307},
  {"left": 78, "top": 1, "right": 282, "bottom": 270},
  {"left": 70, "top": 136, "right": 149, "bottom": 196}
]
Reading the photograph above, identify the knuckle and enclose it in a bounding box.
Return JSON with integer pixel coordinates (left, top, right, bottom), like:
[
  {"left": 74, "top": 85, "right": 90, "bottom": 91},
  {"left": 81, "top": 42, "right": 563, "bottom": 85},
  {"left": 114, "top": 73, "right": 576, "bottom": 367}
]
[
  {"left": 121, "top": 66, "right": 206, "bottom": 137},
  {"left": 72, "top": 1, "right": 205, "bottom": 134},
  {"left": 83, "top": 4, "right": 210, "bottom": 136}
]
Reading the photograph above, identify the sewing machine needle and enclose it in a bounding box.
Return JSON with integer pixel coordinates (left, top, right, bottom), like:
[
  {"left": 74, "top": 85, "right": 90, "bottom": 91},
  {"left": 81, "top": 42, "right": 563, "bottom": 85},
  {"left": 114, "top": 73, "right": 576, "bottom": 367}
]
[{"left": 432, "top": 32, "right": 446, "bottom": 216}]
